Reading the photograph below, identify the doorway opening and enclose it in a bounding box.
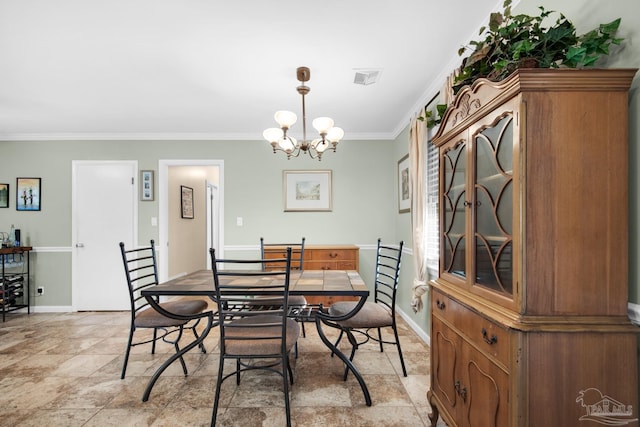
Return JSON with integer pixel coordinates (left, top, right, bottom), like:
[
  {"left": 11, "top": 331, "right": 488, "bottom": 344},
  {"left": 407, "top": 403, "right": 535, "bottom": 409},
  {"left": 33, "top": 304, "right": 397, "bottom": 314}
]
[{"left": 158, "top": 160, "right": 224, "bottom": 282}]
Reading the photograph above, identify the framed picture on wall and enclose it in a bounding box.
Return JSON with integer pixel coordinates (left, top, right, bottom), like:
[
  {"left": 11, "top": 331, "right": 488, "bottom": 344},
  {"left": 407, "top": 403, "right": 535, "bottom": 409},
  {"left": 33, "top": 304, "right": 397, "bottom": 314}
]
[
  {"left": 16, "top": 177, "right": 41, "bottom": 211},
  {"left": 283, "top": 170, "right": 332, "bottom": 212},
  {"left": 181, "top": 185, "right": 194, "bottom": 219},
  {"left": 398, "top": 154, "right": 410, "bottom": 213},
  {"left": 140, "top": 170, "right": 154, "bottom": 201},
  {"left": 0, "top": 184, "right": 8, "bottom": 208}
]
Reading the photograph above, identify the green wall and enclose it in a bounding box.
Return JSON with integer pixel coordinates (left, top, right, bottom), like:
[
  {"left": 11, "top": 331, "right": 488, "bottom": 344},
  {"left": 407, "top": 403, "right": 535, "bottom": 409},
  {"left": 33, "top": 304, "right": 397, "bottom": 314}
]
[{"left": 1, "top": 139, "right": 417, "bottom": 313}]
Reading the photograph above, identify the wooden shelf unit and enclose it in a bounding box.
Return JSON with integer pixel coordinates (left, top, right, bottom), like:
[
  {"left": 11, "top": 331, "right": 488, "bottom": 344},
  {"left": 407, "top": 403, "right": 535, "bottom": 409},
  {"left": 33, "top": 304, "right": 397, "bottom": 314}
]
[{"left": 1, "top": 246, "right": 32, "bottom": 322}]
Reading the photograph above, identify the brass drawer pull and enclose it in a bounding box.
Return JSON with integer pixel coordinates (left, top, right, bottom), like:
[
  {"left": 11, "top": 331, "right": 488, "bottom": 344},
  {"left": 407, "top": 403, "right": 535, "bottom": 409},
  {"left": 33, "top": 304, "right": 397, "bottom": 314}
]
[
  {"left": 481, "top": 328, "right": 498, "bottom": 345},
  {"left": 436, "top": 299, "right": 446, "bottom": 310}
]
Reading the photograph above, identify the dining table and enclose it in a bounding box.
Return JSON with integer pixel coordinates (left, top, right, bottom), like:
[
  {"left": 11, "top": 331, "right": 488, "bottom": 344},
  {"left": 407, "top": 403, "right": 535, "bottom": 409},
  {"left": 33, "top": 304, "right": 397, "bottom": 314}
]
[{"left": 140, "top": 268, "right": 372, "bottom": 405}]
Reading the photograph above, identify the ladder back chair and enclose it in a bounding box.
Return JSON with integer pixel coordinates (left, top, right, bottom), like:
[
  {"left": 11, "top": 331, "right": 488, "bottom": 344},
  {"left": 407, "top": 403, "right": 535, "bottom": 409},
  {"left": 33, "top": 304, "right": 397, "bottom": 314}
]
[
  {"left": 119, "top": 240, "right": 208, "bottom": 379},
  {"left": 260, "top": 237, "right": 308, "bottom": 337},
  {"left": 210, "top": 247, "right": 300, "bottom": 427},
  {"left": 329, "top": 239, "right": 407, "bottom": 378}
]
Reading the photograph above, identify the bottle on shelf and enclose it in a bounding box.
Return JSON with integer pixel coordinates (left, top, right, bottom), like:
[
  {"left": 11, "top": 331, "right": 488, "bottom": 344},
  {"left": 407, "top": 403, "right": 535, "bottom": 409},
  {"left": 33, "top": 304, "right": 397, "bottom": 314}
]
[{"left": 9, "top": 225, "right": 15, "bottom": 247}]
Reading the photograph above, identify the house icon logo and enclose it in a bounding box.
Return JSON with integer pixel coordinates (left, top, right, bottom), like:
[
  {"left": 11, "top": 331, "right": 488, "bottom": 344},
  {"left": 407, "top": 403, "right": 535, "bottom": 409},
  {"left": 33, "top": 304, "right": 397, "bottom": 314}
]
[{"left": 576, "top": 388, "right": 637, "bottom": 425}]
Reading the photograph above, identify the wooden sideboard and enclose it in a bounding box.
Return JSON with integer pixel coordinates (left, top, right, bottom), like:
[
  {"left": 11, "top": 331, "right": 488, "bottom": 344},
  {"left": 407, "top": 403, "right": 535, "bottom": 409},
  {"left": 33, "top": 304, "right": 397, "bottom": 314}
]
[
  {"left": 262, "top": 244, "right": 360, "bottom": 306},
  {"left": 429, "top": 69, "right": 639, "bottom": 427}
]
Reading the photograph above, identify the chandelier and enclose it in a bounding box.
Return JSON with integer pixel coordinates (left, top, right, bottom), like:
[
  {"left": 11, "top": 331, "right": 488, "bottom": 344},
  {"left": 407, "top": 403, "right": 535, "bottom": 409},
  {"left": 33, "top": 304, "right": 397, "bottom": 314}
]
[{"left": 263, "top": 66, "right": 344, "bottom": 161}]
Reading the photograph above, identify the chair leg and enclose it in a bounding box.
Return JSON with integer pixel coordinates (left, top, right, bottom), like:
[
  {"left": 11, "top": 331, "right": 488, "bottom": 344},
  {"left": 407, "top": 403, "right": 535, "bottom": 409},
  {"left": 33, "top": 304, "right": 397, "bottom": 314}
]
[
  {"left": 287, "top": 353, "right": 295, "bottom": 385},
  {"left": 174, "top": 342, "right": 188, "bottom": 377},
  {"left": 343, "top": 329, "right": 359, "bottom": 381},
  {"left": 211, "top": 355, "right": 225, "bottom": 426},
  {"left": 331, "top": 329, "right": 345, "bottom": 357},
  {"left": 377, "top": 327, "right": 384, "bottom": 352},
  {"left": 120, "top": 326, "right": 135, "bottom": 379},
  {"left": 151, "top": 328, "right": 158, "bottom": 354},
  {"left": 300, "top": 320, "right": 306, "bottom": 338},
  {"left": 282, "top": 357, "right": 292, "bottom": 427},
  {"left": 191, "top": 324, "right": 207, "bottom": 354},
  {"left": 236, "top": 359, "right": 241, "bottom": 385},
  {"left": 392, "top": 324, "right": 407, "bottom": 377}
]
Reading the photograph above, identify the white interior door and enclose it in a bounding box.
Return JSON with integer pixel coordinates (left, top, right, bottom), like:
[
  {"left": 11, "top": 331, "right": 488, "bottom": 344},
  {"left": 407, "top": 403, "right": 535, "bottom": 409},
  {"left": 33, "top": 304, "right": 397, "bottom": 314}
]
[{"left": 72, "top": 161, "right": 137, "bottom": 310}]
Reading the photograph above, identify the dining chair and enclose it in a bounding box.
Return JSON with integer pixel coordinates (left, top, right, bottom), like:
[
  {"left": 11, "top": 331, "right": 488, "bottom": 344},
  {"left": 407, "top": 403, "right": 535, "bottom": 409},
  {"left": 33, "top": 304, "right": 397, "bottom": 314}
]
[
  {"left": 329, "top": 239, "right": 407, "bottom": 378},
  {"left": 260, "top": 237, "right": 308, "bottom": 337},
  {"left": 209, "top": 247, "right": 300, "bottom": 427},
  {"left": 119, "top": 240, "right": 208, "bottom": 379}
]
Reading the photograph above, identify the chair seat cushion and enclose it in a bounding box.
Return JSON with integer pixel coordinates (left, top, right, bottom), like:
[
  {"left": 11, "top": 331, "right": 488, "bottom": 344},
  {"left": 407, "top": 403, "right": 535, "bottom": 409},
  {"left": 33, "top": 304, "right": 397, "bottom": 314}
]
[
  {"left": 329, "top": 301, "right": 393, "bottom": 329},
  {"left": 223, "top": 314, "right": 300, "bottom": 356},
  {"left": 135, "top": 299, "right": 208, "bottom": 328}
]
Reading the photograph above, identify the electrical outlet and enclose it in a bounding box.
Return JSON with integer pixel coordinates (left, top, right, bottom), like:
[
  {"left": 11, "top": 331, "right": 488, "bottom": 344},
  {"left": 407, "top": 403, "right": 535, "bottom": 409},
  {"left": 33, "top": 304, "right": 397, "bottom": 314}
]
[{"left": 37, "top": 287, "right": 44, "bottom": 296}]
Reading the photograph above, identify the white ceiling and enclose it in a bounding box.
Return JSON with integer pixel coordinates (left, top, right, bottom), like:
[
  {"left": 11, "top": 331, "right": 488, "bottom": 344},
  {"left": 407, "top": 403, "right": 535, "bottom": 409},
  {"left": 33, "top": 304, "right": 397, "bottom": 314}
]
[{"left": 0, "top": 0, "right": 499, "bottom": 141}]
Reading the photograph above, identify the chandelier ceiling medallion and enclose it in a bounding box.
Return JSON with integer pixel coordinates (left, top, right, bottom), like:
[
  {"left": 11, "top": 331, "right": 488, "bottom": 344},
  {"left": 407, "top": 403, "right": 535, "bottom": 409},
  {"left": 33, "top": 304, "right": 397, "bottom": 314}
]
[{"left": 263, "top": 66, "right": 344, "bottom": 161}]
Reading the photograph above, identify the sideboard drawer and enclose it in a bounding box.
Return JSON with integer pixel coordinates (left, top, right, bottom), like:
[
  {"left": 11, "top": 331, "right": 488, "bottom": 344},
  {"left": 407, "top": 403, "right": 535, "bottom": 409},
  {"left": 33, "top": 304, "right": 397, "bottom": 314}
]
[
  {"left": 306, "top": 248, "right": 357, "bottom": 262},
  {"left": 432, "top": 288, "right": 511, "bottom": 367},
  {"left": 304, "top": 260, "right": 357, "bottom": 271}
]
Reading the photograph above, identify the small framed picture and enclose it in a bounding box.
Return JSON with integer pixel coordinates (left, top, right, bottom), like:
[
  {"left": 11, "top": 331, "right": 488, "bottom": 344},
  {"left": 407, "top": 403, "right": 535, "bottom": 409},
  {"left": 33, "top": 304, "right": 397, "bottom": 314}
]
[
  {"left": 283, "top": 170, "right": 332, "bottom": 212},
  {"left": 0, "top": 183, "right": 8, "bottom": 208},
  {"left": 16, "top": 177, "right": 41, "bottom": 211},
  {"left": 181, "top": 185, "right": 194, "bottom": 219},
  {"left": 140, "top": 170, "right": 154, "bottom": 201},
  {"left": 398, "top": 154, "right": 410, "bottom": 213}
]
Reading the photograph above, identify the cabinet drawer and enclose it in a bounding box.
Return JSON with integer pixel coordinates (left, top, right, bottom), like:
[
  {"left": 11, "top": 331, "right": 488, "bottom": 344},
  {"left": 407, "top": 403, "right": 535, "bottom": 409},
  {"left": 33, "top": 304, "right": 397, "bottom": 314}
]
[
  {"left": 306, "top": 249, "right": 357, "bottom": 261},
  {"left": 263, "top": 249, "right": 303, "bottom": 259},
  {"left": 432, "top": 289, "right": 510, "bottom": 367},
  {"left": 303, "top": 260, "right": 357, "bottom": 271}
]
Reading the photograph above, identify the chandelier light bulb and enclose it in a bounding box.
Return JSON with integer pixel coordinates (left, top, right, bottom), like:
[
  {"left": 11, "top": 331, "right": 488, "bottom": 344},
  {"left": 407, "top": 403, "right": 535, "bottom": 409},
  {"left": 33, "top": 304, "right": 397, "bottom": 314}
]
[
  {"left": 279, "top": 136, "right": 296, "bottom": 151},
  {"left": 326, "top": 126, "right": 344, "bottom": 143},
  {"left": 274, "top": 110, "right": 297, "bottom": 128},
  {"left": 263, "top": 127, "right": 284, "bottom": 143},
  {"left": 312, "top": 117, "right": 334, "bottom": 134}
]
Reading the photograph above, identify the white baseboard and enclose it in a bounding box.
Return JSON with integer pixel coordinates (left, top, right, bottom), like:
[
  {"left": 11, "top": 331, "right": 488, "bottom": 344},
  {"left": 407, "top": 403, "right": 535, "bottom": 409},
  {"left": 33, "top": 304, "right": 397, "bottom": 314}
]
[
  {"left": 30, "top": 306, "right": 74, "bottom": 313},
  {"left": 396, "top": 306, "right": 430, "bottom": 346},
  {"left": 628, "top": 302, "right": 640, "bottom": 327}
]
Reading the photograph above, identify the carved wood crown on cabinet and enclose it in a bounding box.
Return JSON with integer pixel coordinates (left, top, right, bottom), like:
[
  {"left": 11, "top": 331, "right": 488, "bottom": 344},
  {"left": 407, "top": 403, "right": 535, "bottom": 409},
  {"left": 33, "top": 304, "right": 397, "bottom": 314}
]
[{"left": 428, "top": 69, "right": 639, "bottom": 427}]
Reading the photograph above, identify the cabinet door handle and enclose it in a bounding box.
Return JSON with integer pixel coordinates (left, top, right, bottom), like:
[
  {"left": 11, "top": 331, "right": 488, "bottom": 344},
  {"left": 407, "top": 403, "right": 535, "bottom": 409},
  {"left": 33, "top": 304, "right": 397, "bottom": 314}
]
[
  {"left": 454, "top": 380, "right": 467, "bottom": 402},
  {"left": 436, "top": 299, "right": 446, "bottom": 310},
  {"left": 481, "top": 328, "right": 498, "bottom": 345},
  {"left": 460, "top": 386, "right": 467, "bottom": 402}
]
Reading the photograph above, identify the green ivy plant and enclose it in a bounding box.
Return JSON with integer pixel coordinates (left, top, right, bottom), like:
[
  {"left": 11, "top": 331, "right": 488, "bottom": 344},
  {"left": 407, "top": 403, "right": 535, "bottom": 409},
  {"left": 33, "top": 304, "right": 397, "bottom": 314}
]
[
  {"left": 418, "top": 103, "right": 448, "bottom": 129},
  {"left": 453, "top": 0, "right": 623, "bottom": 94}
]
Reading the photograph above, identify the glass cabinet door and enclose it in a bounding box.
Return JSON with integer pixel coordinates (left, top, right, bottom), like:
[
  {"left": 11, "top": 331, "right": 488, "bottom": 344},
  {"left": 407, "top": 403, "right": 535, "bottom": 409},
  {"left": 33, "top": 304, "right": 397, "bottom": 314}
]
[
  {"left": 472, "top": 113, "right": 514, "bottom": 298},
  {"left": 441, "top": 138, "right": 467, "bottom": 281}
]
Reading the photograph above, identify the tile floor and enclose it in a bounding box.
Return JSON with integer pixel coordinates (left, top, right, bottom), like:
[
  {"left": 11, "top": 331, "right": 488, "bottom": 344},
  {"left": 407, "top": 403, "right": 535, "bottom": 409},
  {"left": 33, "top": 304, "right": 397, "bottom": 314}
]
[{"left": 0, "top": 304, "right": 445, "bottom": 426}]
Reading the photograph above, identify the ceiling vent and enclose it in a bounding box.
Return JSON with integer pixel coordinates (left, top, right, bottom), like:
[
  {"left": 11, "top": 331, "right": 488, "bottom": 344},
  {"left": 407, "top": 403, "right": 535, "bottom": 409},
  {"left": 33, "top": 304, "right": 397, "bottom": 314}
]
[{"left": 353, "top": 69, "right": 382, "bottom": 85}]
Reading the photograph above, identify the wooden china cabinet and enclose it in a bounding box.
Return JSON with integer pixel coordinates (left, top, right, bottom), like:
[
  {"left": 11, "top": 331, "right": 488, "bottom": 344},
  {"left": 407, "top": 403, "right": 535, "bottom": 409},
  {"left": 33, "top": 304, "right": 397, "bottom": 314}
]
[{"left": 428, "top": 69, "right": 639, "bottom": 427}]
